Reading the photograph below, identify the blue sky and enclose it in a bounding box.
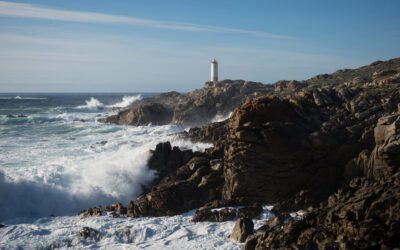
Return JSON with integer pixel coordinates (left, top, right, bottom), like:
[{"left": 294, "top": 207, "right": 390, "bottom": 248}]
[{"left": 0, "top": 1, "right": 399, "bottom": 92}]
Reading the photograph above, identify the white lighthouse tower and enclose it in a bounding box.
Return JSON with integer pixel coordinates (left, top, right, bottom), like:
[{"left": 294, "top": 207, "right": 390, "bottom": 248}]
[{"left": 211, "top": 59, "right": 218, "bottom": 82}]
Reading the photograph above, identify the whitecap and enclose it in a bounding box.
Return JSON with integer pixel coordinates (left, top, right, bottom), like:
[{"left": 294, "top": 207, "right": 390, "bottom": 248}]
[
  {"left": 76, "top": 97, "right": 104, "bottom": 110},
  {"left": 107, "top": 95, "right": 142, "bottom": 108}
]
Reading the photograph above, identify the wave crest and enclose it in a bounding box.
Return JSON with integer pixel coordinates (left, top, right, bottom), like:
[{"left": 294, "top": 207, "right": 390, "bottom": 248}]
[
  {"left": 108, "top": 95, "right": 142, "bottom": 108},
  {"left": 76, "top": 95, "right": 142, "bottom": 110},
  {"left": 77, "top": 97, "right": 104, "bottom": 109}
]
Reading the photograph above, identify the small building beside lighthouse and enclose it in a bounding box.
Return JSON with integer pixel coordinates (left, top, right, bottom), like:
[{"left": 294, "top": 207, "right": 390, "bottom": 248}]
[{"left": 211, "top": 59, "right": 218, "bottom": 82}]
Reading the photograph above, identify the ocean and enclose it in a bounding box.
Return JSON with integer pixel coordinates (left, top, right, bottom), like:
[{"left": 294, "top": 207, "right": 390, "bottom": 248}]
[
  {"left": 0, "top": 93, "right": 210, "bottom": 221},
  {"left": 0, "top": 93, "right": 271, "bottom": 249}
]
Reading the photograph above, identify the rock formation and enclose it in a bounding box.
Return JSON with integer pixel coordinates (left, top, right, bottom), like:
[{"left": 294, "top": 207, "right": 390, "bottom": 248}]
[
  {"left": 253, "top": 113, "right": 400, "bottom": 249},
  {"left": 230, "top": 217, "right": 254, "bottom": 242},
  {"left": 101, "top": 80, "right": 273, "bottom": 127},
  {"left": 84, "top": 57, "right": 400, "bottom": 249}
]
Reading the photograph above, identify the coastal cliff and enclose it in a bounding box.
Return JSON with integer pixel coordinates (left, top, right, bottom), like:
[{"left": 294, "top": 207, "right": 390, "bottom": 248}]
[{"left": 87, "top": 58, "right": 400, "bottom": 249}]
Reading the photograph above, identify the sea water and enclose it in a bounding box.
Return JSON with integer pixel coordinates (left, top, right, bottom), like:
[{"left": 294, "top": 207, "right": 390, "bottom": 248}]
[
  {"left": 0, "top": 93, "right": 210, "bottom": 221},
  {"left": 0, "top": 93, "right": 270, "bottom": 249}
]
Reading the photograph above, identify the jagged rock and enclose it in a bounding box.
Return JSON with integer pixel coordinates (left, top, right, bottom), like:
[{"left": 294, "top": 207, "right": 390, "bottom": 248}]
[
  {"left": 255, "top": 174, "right": 400, "bottom": 249},
  {"left": 223, "top": 97, "right": 317, "bottom": 203},
  {"left": 365, "top": 114, "right": 400, "bottom": 181},
  {"left": 79, "top": 206, "right": 103, "bottom": 218},
  {"left": 274, "top": 80, "right": 306, "bottom": 92},
  {"left": 253, "top": 112, "right": 400, "bottom": 249},
  {"left": 78, "top": 227, "right": 101, "bottom": 241},
  {"left": 192, "top": 203, "right": 262, "bottom": 222},
  {"left": 105, "top": 202, "right": 127, "bottom": 216},
  {"left": 230, "top": 217, "right": 254, "bottom": 243},
  {"left": 147, "top": 142, "right": 193, "bottom": 183},
  {"left": 244, "top": 235, "right": 257, "bottom": 250},
  {"left": 184, "top": 120, "right": 228, "bottom": 143},
  {"left": 127, "top": 180, "right": 202, "bottom": 217},
  {"left": 82, "top": 58, "right": 400, "bottom": 249},
  {"left": 104, "top": 102, "right": 173, "bottom": 125},
  {"left": 102, "top": 81, "right": 273, "bottom": 127}
]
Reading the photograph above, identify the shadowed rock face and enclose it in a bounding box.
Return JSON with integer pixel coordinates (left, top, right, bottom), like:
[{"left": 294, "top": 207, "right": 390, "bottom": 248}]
[
  {"left": 253, "top": 113, "right": 400, "bottom": 249},
  {"left": 102, "top": 80, "right": 274, "bottom": 127},
  {"left": 223, "top": 97, "right": 314, "bottom": 203}
]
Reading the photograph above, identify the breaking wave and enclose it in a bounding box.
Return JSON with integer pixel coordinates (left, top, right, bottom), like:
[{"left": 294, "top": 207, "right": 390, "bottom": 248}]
[
  {"left": 76, "top": 95, "right": 142, "bottom": 110},
  {"left": 77, "top": 97, "right": 104, "bottom": 109},
  {"left": 107, "top": 95, "right": 142, "bottom": 108},
  {"left": 0, "top": 122, "right": 211, "bottom": 221}
]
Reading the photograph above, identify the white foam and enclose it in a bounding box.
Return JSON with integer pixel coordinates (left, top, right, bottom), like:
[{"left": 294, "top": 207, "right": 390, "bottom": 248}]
[
  {"left": 0, "top": 123, "right": 211, "bottom": 221},
  {"left": 0, "top": 211, "right": 241, "bottom": 249},
  {"left": 0, "top": 206, "right": 274, "bottom": 249},
  {"left": 77, "top": 97, "right": 105, "bottom": 109},
  {"left": 211, "top": 112, "right": 233, "bottom": 123},
  {"left": 107, "top": 95, "right": 142, "bottom": 108}
]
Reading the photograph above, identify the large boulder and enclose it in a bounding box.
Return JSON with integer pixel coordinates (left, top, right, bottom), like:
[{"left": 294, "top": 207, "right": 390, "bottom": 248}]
[
  {"left": 367, "top": 114, "right": 400, "bottom": 180},
  {"left": 105, "top": 103, "right": 173, "bottom": 125},
  {"left": 127, "top": 180, "right": 202, "bottom": 217},
  {"left": 230, "top": 217, "right": 254, "bottom": 243},
  {"left": 223, "top": 97, "right": 314, "bottom": 203}
]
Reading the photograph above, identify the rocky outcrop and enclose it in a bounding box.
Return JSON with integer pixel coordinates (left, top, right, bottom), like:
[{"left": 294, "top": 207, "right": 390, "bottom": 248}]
[
  {"left": 102, "top": 80, "right": 273, "bottom": 127},
  {"left": 230, "top": 217, "right": 254, "bottom": 243},
  {"left": 274, "top": 80, "right": 306, "bottom": 92},
  {"left": 250, "top": 113, "right": 400, "bottom": 249},
  {"left": 182, "top": 120, "right": 228, "bottom": 143},
  {"left": 223, "top": 97, "right": 316, "bottom": 203},
  {"left": 252, "top": 173, "right": 400, "bottom": 249},
  {"left": 147, "top": 141, "right": 193, "bottom": 184},
  {"left": 84, "top": 57, "right": 400, "bottom": 248},
  {"left": 123, "top": 143, "right": 225, "bottom": 217},
  {"left": 104, "top": 102, "right": 173, "bottom": 126}
]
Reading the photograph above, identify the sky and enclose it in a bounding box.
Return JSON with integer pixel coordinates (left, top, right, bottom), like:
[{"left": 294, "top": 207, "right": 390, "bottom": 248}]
[{"left": 0, "top": 1, "right": 399, "bottom": 92}]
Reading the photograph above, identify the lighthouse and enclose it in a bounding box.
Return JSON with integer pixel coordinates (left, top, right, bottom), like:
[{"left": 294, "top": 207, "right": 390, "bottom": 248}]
[{"left": 211, "top": 59, "right": 218, "bottom": 82}]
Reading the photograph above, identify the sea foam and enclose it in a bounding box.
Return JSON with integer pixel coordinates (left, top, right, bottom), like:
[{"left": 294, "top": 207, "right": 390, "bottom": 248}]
[
  {"left": 0, "top": 123, "right": 211, "bottom": 221},
  {"left": 77, "top": 97, "right": 105, "bottom": 109},
  {"left": 107, "top": 95, "right": 142, "bottom": 108}
]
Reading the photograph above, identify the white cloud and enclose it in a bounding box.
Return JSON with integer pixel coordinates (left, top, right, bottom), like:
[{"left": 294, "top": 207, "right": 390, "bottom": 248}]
[{"left": 0, "top": 1, "right": 294, "bottom": 39}]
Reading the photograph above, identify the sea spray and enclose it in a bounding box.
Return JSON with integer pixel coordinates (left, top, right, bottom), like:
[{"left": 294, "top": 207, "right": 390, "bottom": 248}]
[
  {"left": 76, "top": 95, "right": 142, "bottom": 110},
  {"left": 77, "top": 97, "right": 105, "bottom": 109},
  {"left": 2, "top": 93, "right": 216, "bottom": 221},
  {"left": 0, "top": 121, "right": 211, "bottom": 221},
  {"left": 107, "top": 95, "right": 142, "bottom": 108}
]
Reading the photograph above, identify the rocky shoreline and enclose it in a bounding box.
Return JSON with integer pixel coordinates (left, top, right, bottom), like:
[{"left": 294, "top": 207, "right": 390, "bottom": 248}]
[{"left": 84, "top": 58, "right": 400, "bottom": 249}]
